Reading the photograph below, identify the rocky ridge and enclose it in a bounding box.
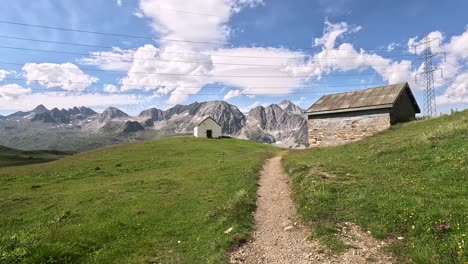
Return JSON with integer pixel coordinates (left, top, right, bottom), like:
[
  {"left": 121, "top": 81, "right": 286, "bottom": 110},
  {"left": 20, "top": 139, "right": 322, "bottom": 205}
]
[
  {"left": 0, "top": 100, "right": 308, "bottom": 151},
  {"left": 98, "top": 107, "right": 129, "bottom": 123},
  {"left": 241, "top": 100, "right": 308, "bottom": 148}
]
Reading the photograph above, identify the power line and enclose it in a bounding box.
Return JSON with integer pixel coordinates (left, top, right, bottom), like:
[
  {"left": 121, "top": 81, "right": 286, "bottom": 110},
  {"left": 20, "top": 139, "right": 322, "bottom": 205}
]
[
  {"left": 436, "top": 78, "right": 467, "bottom": 85},
  {"left": 14, "top": 83, "right": 466, "bottom": 106},
  {"left": 0, "top": 45, "right": 416, "bottom": 67},
  {"left": 444, "top": 61, "right": 460, "bottom": 69},
  {"left": 433, "top": 81, "right": 468, "bottom": 106},
  {"left": 13, "top": 86, "right": 383, "bottom": 96},
  {"left": 0, "top": 20, "right": 225, "bottom": 46},
  {"left": 433, "top": 79, "right": 451, "bottom": 87},
  {"left": 433, "top": 79, "right": 468, "bottom": 87},
  {"left": 0, "top": 35, "right": 417, "bottom": 60},
  {"left": 0, "top": 61, "right": 412, "bottom": 78},
  {"left": 1, "top": 76, "right": 388, "bottom": 89},
  {"left": 442, "top": 67, "right": 459, "bottom": 78},
  {"left": 17, "top": 89, "right": 353, "bottom": 96},
  {"left": 145, "top": 7, "right": 224, "bottom": 18},
  {"left": 0, "top": 20, "right": 414, "bottom": 51}
]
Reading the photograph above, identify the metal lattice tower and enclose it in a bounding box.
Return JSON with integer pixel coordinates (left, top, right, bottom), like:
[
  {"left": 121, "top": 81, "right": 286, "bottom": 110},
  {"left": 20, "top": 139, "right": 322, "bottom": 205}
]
[
  {"left": 422, "top": 37, "right": 437, "bottom": 117},
  {"left": 415, "top": 36, "right": 444, "bottom": 117}
]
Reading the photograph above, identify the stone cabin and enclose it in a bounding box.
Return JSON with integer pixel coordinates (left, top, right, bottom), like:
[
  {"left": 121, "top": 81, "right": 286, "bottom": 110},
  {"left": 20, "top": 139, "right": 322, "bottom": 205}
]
[{"left": 305, "top": 82, "right": 420, "bottom": 147}]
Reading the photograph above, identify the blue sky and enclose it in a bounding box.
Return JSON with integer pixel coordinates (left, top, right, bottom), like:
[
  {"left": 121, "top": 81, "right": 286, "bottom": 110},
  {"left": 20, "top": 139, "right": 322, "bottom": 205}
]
[{"left": 0, "top": 0, "right": 467, "bottom": 115}]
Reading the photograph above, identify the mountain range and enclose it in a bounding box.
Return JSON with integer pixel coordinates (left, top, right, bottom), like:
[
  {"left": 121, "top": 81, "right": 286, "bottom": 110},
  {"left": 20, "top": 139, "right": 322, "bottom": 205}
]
[{"left": 0, "top": 100, "right": 308, "bottom": 151}]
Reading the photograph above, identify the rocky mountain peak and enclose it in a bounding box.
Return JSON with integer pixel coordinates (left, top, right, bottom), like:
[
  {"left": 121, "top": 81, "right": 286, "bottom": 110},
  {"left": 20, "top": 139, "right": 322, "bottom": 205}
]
[
  {"left": 66, "top": 107, "right": 81, "bottom": 116},
  {"left": 0, "top": 100, "right": 309, "bottom": 151},
  {"left": 160, "top": 101, "right": 245, "bottom": 135},
  {"left": 98, "top": 107, "right": 129, "bottom": 123},
  {"left": 78, "top": 106, "right": 97, "bottom": 116},
  {"left": 249, "top": 105, "right": 266, "bottom": 113},
  {"left": 31, "top": 108, "right": 71, "bottom": 124},
  {"left": 247, "top": 106, "right": 267, "bottom": 129},
  {"left": 6, "top": 105, "right": 48, "bottom": 119},
  {"left": 264, "top": 104, "right": 285, "bottom": 123},
  {"left": 51, "top": 106, "right": 97, "bottom": 121},
  {"left": 278, "top": 100, "right": 293, "bottom": 106},
  {"left": 139, "top": 107, "right": 164, "bottom": 126},
  {"left": 139, "top": 107, "right": 163, "bottom": 118},
  {"left": 241, "top": 101, "right": 308, "bottom": 148},
  {"left": 195, "top": 101, "right": 246, "bottom": 134},
  {"left": 278, "top": 100, "right": 304, "bottom": 115},
  {"left": 163, "top": 104, "right": 191, "bottom": 118},
  {"left": 33, "top": 104, "right": 48, "bottom": 113}
]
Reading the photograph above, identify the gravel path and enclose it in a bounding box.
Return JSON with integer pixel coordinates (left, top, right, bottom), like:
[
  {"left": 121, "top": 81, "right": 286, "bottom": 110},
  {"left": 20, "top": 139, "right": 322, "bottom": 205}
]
[{"left": 229, "top": 157, "right": 396, "bottom": 264}]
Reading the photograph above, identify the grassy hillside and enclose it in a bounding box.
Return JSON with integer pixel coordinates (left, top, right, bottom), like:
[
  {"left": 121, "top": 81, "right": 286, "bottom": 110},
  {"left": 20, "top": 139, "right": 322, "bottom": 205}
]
[
  {"left": 283, "top": 110, "right": 467, "bottom": 263},
  {"left": 0, "top": 125, "right": 180, "bottom": 152},
  {"left": 0, "top": 137, "right": 279, "bottom": 263},
  {"left": 0, "top": 145, "right": 71, "bottom": 167}
]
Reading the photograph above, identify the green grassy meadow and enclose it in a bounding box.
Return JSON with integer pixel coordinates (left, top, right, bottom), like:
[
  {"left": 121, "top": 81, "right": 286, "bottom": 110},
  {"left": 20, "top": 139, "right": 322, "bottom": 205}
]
[
  {"left": 283, "top": 110, "right": 468, "bottom": 263},
  {"left": 0, "top": 146, "right": 71, "bottom": 168},
  {"left": 0, "top": 137, "right": 279, "bottom": 263}
]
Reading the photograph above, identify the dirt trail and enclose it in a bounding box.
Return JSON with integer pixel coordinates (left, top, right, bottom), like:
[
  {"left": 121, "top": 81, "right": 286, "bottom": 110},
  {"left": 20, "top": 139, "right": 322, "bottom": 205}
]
[{"left": 229, "top": 157, "right": 395, "bottom": 264}]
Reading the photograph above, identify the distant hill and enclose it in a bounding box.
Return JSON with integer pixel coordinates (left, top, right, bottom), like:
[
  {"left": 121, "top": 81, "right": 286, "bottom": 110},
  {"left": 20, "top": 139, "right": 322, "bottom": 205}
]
[{"left": 0, "top": 145, "right": 71, "bottom": 167}]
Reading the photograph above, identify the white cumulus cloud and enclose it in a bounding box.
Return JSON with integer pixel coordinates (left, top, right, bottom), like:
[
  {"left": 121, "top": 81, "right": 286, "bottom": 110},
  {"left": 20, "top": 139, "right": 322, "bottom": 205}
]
[
  {"left": 444, "top": 29, "right": 468, "bottom": 59},
  {"left": 119, "top": 44, "right": 213, "bottom": 104},
  {"left": 78, "top": 1, "right": 468, "bottom": 109},
  {"left": 137, "top": 0, "right": 263, "bottom": 46},
  {"left": 437, "top": 72, "right": 468, "bottom": 105},
  {"left": 118, "top": 0, "right": 267, "bottom": 104},
  {"left": 104, "top": 84, "right": 120, "bottom": 93},
  {"left": 0, "top": 84, "right": 32, "bottom": 99},
  {"left": 0, "top": 69, "right": 13, "bottom": 81},
  {"left": 300, "top": 21, "right": 413, "bottom": 85},
  {"left": 78, "top": 47, "right": 135, "bottom": 71},
  {"left": 408, "top": 31, "right": 445, "bottom": 55},
  {"left": 22, "top": 63, "right": 98, "bottom": 91},
  {"left": 210, "top": 47, "right": 308, "bottom": 95},
  {"left": 224, "top": 89, "right": 242, "bottom": 100},
  {"left": 314, "top": 20, "right": 360, "bottom": 49}
]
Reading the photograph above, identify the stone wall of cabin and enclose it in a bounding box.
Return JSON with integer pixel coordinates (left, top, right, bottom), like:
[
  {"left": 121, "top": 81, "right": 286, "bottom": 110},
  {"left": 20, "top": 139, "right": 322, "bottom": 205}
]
[{"left": 308, "top": 110, "right": 391, "bottom": 147}]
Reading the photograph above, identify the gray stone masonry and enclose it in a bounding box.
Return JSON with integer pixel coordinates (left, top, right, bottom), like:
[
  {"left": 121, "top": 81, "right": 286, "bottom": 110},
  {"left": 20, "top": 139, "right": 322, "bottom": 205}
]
[{"left": 308, "top": 113, "right": 391, "bottom": 147}]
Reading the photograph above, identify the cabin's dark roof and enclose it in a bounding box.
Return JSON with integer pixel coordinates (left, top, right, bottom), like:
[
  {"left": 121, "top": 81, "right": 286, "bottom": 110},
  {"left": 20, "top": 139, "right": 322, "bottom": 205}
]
[
  {"left": 305, "top": 82, "right": 420, "bottom": 115},
  {"left": 196, "top": 116, "right": 221, "bottom": 127}
]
